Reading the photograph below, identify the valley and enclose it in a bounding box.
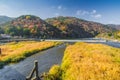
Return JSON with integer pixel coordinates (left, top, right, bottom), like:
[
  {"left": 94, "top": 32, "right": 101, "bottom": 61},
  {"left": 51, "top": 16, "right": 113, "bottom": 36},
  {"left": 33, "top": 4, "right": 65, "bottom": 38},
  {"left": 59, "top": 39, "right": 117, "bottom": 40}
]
[{"left": 0, "top": 15, "right": 120, "bottom": 80}]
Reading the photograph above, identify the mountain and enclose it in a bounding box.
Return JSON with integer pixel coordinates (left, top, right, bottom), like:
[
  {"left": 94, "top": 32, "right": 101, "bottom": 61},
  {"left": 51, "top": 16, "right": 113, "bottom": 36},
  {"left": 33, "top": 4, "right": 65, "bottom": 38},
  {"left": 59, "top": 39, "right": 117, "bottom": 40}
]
[
  {"left": 107, "top": 24, "right": 120, "bottom": 30},
  {"left": 0, "top": 16, "right": 13, "bottom": 24},
  {"left": 0, "top": 15, "right": 116, "bottom": 39},
  {"left": 46, "top": 16, "right": 115, "bottom": 38},
  {"left": 1, "top": 15, "right": 61, "bottom": 38}
]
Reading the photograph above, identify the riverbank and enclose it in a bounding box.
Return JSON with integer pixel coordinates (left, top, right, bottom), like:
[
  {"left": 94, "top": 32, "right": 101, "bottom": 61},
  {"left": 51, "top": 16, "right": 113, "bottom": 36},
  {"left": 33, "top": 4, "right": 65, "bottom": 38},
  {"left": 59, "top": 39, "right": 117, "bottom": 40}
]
[
  {"left": 95, "top": 36, "right": 120, "bottom": 42},
  {"left": 0, "top": 41, "right": 62, "bottom": 69},
  {"left": 0, "top": 42, "right": 66, "bottom": 80},
  {"left": 45, "top": 42, "right": 120, "bottom": 80},
  {"left": 0, "top": 40, "right": 120, "bottom": 80}
]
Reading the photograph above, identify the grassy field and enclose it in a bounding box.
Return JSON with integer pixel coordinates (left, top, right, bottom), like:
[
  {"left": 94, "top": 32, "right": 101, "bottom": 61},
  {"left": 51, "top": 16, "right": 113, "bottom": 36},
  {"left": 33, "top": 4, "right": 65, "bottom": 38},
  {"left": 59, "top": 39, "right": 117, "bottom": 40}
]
[
  {"left": 44, "top": 42, "right": 120, "bottom": 80},
  {"left": 0, "top": 41, "right": 62, "bottom": 68}
]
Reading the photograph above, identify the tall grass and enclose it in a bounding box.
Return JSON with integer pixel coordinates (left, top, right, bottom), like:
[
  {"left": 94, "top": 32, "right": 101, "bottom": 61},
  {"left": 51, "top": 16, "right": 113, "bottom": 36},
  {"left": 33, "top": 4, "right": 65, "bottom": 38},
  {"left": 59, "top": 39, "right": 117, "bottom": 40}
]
[
  {"left": 0, "top": 41, "right": 62, "bottom": 68},
  {"left": 44, "top": 42, "right": 120, "bottom": 80}
]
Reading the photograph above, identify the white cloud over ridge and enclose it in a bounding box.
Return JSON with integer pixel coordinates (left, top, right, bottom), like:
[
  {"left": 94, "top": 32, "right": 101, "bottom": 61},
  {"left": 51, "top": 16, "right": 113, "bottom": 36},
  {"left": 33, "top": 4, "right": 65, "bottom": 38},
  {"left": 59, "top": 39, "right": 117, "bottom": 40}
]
[
  {"left": 92, "top": 14, "right": 102, "bottom": 19},
  {"left": 76, "top": 10, "right": 89, "bottom": 15},
  {"left": 55, "top": 13, "right": 60, "bottom": 16},
  {"left": 76, "top": 9, "right": 102, "bottom": 19},
  {"left": 53, "top": 5, "right": 67, "bottom": 17}
]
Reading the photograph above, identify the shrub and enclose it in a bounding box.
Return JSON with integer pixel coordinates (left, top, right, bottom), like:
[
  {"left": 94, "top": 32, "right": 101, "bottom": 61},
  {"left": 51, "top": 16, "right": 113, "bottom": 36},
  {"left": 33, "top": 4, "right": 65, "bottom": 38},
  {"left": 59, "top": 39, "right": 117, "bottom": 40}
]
[{"left": 43, "top": 65, "right": 62, "bottom": 80}]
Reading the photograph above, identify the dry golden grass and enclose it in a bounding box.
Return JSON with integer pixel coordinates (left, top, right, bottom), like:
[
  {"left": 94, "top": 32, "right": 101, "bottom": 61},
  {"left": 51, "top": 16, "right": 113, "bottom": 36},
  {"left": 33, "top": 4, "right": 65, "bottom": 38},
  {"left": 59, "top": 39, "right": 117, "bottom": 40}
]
[
  {"left": 45, "top": 42, "right": 120, "bottom": 80},
  {"left": 0, "top": 41, "right": 62, "bottom": 68}
]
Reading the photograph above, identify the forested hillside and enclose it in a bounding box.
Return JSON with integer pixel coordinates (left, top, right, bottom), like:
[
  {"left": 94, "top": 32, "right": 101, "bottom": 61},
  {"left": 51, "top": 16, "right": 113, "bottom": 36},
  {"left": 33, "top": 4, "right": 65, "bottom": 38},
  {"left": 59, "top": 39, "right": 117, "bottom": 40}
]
[
  {"left": 0, "top": 15, "right": 116, "bottom": 39},
  {"left": 46, "top": 16, "right": 115, "bottom": 38},
  {"left": 1, "top": 15, "right": 61, "bottom": 38}
]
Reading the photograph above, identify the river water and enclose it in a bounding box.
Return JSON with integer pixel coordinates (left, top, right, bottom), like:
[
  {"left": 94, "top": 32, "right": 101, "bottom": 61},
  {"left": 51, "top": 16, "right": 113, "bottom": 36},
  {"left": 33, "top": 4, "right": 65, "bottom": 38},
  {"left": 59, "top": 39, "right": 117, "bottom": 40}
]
[{"left": 0, "top": 40, "right": 120, "bottom": 80}]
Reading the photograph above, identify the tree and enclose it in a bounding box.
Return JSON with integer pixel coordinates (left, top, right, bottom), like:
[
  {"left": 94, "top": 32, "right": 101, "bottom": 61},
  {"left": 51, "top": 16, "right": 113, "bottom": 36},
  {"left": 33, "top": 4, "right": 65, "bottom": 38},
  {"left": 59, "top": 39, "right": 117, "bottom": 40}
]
[
  {"left": 0, "top": 27, "right": 4, "bottom": 34},
  {"left": 30, "top": 26, "right": 41, "bottom": 38},
  {"left": 16, "top": 26, "right": 23, "bottom": 36},
  {"left": 26, "top": 16, "right": 31, "bottom": 19},
  {"left": 23, "top": 28, "right": 31, "bottom": 37}
]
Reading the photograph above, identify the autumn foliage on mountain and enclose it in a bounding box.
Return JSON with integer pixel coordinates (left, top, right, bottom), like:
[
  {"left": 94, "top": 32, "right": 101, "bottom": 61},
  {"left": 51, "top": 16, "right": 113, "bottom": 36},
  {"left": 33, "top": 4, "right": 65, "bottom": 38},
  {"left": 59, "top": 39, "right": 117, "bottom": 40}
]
[
  {"left": 0, "top": 15, "right": 116, "bottom": 38},
  {"left": 1, "top": 15, "right": 61, "bottom": 38},
  {"left": 46, "top": 16, "right": 115, "bottom": 38}
]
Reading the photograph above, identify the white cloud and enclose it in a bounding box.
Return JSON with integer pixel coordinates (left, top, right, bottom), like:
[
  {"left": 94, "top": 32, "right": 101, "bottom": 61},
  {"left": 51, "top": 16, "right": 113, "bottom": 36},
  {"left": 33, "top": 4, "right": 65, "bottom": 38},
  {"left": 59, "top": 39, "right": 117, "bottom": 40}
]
[
  {"left": 92, "top": 14, "right": 102, "bottom": 19},
  {"left": 57, "top": 5, "right": 66, "bottom": 10},
  {"left": 55, "top": 13, "right": 60, "bottom": 16},
  {"left": 58, "top": 5, "right": 62, "bottom": 10},
  {"left": 76, "top": 9, "right": 102, "bottom": 19},
  {"left": 53, "top": 5, "right": 66, "bottom": 17},
  {"left": 91, "top": 10, "right": 96, "bottom": 14},
  {"left": 76, "top": 10, "right": 89, "bottom": 15},
  {"left": 91, "top": 10, "right": 102, "bottom": 19}
]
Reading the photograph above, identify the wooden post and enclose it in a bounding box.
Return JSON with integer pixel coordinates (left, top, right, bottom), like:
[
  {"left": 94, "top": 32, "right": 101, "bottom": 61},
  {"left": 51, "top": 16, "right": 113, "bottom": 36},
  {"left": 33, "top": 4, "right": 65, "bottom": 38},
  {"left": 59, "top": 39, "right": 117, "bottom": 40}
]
[
  {"left": 35, "top": 61, "right": 39, "bottom": 79},
  {"left": 26, "top": 60, "right": 41, "bottom": 80},
  {"left": 0, "top": 48, "right": 1, "bottom": 55}
]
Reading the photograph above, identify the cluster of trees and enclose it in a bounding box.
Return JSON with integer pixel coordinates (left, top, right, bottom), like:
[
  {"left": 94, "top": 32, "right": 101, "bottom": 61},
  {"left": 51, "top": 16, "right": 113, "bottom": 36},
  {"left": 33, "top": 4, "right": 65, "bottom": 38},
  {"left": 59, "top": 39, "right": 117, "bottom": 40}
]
[
  {"left": 5, "top": 26, "right": 31, "bottom": 37},
  {"left": 107, "top": 31, "right": 120, "bottom": 39},
  {"left": 0, "top": 27, "right": 4, "bottom": 34},
  {"left": 0, "top": 25, "right": 46, "bottom": 38},
  {"left": 97, "top": 30, "right": 120, "bottom": 41},
  {"left": 112, "top": 31, "right": 120, "bottom": 39}
]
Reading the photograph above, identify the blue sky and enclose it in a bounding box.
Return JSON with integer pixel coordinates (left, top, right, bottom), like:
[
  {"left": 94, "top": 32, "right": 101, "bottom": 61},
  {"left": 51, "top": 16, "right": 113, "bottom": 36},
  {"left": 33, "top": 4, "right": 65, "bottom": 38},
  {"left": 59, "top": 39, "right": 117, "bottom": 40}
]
[{"left": 0, "top": 0, "right": 120, "bottom": 24}]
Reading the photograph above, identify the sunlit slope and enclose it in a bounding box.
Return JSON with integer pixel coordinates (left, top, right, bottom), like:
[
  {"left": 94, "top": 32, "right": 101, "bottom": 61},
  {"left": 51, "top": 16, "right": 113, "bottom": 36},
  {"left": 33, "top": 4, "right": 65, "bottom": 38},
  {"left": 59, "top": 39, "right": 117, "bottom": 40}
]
[{"left": 46, "top": 42, "right": 120, "bottom": 80}]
